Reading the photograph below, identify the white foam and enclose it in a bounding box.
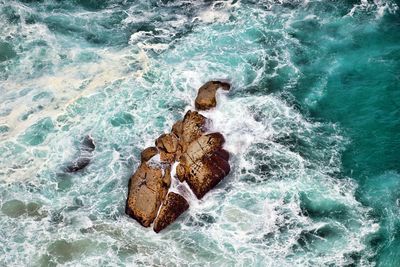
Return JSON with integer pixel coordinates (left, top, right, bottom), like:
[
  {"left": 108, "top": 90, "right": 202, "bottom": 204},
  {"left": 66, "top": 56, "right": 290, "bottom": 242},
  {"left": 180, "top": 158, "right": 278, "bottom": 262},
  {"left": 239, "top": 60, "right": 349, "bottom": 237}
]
[
  {"left": 196, "top": 10, "right": 230, "bottom": 24},
  {"left": 0, "top": 0, "right": 381, "bottom": 265},
  {"left": 347, "top": 0, "right": 398, "bottom": 18}
]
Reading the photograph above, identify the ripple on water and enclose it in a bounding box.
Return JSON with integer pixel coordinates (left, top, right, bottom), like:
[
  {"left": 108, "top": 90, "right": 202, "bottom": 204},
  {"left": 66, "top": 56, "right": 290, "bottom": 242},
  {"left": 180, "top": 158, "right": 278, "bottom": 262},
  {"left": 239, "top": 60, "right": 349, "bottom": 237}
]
[{"left": 0, "top": 0, "right": 396, "bottom": 266}]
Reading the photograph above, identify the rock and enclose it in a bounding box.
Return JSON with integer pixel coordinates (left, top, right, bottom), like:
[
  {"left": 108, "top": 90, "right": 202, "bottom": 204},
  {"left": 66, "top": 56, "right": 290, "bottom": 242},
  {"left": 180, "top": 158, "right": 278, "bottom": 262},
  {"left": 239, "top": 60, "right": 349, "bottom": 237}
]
[
  {"left": 216, "top": 148, "right": 230, "bottom": 161},
  {"left": 195, "top": 81, "right": 230, "bottom": 110},
  {"left": 177, "top": 133, "right": 230, "bottom": 199},
  {"left": 171, "top": 121, "right": 185, "bottom": 160},
  {"left": 126, "top": 86, "right": 232, "bottom": 231},
  {"left": 81, "top": 135, "right": 95, "bottom": 152},
  {"left": 180, "top": 110, "right": 207, "bottom": 152},
  {"left": 64, "top": 158, "right": 91, "bottom": 173},
  {"left": 171, "top": 120, "right": 183, "bottom": 138},
  {"left": 159, "top": 152, "right": 176, "bottom": 164},
  {"left": 180, "top": 133, "right": 225, "bottom": 165},
  {"left": 185, "top": 150, "right": 230, "bottom": 199},
  {"left": 176, "top": 163, "right": 186, "bottom": 182},
  {"left": 141, "top": 147, "right": 158, "bottom": 163},
  {"left": 156, "top": 133, "right": 179, "bottom": 153},
  {"left": 125, "top": 163, "right": 169, "bottom": 227},
  {"left": 163, "top": 167, "right": 172, "bottom": 188},
  {"left": 155, "top": 133, "right": 179, "bottom": 163},
  {"left": 153, "top": 192, "right": 189, "bottom": 233},
  {"left": 64, "top": 135, "right": 95, "bottom": 173}
]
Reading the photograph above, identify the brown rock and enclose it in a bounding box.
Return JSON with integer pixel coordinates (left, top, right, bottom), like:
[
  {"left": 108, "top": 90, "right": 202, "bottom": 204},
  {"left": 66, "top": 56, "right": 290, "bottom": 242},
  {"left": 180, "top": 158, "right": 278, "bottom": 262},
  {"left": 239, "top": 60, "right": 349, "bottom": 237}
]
[
  {"left": 162, "top": 167, "right": 172, "bottom": 188},
  {"left": 177, "top": 132, "right": 230, "bottom": 199},
  {"left": 176, "top": 163, "right": 186, "bottom": 182},
  {"left": 180, "top": 110, "right": 207, "bottom": 152},
  {"left": 140, "top": 147, "right": 158, "bottom": 163},
  {"left": 185, "top": 150, "right": 230, "bottom": 199},
  {"left": 153, "top": 192, "right": 189, "bottom": 233},
  {"left": 156, "top": 133, "right": 179, "bottom": 154},
  {"left": 159, "top": 152, "right": 176, "bottom": 164},
  {"left": 125, "top": 163, "right": 169, "bottom": 227},
  {"left": 155, "top": 133, "right": 179, "bottom": 163},
  {"left": 195, "top": 81, "right": 230, "bottom": 110},
  {"left": 126, "top": 105, "right": 230, "bottom": 231},
  {"left": 174, "top": 144, "right": 184, "bottom": 163},
  {"left": 216, "top": 149, "right": 230, "bottom": 161},
  {"left": 171, "top": 121, "right": 184, "bottom": 160},
  {"left": 171, "top": 120, "right": 183, "bottom": 138},
  {"left": 180, "top": 133, "right": 225, "bottom": 166}
]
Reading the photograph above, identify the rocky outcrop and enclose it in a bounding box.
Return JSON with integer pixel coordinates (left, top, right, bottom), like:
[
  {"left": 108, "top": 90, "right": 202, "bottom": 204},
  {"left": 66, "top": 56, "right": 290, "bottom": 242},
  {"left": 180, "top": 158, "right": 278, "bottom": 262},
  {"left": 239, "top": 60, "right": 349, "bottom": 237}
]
[
  {"left": 176, "top": 133, "right": 230, "bottom": 199},
  {"left": 153, "top": 192, "right": 189, "bottom": 233},
  {"left": 125, "top": 160, "right": 170, "bottom": 227},
  {"left": 195, "top": 81, "right": 230, "bottom": 110},
  {"left": 125, "top": 80, "right": 231, "bottom": 232}
]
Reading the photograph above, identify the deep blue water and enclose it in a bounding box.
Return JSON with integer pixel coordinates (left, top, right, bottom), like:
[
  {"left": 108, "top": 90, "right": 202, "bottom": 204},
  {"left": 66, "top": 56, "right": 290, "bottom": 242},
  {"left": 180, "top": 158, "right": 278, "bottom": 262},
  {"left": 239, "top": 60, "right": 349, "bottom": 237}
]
[{"left": 0, "top": 0, "right": 399, "bottom": 266}]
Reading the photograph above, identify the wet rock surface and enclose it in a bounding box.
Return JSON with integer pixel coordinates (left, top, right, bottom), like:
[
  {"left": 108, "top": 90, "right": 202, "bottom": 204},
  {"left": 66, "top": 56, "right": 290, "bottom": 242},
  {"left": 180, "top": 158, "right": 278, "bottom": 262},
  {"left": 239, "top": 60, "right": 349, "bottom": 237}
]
[
  {"left": 64, "top": 135, "right": 95, "bottom": 173},
  {"left": 177, "top": 133, "right": 231, "bottom": 198},
  {"left": 125, "top": 162, "right": 170, "bottom": 227},
  {"left": 153, "top": 192, "right": 189, "bottom": 233},
  {"left": 140, "top": 147, "right": 158, "bottom": 163},
  {"left": 195, "top": 81, "right": 230, "bottom": 110},
  {"left": 125, "top": 81, "right": 231, "bottom": 232}
]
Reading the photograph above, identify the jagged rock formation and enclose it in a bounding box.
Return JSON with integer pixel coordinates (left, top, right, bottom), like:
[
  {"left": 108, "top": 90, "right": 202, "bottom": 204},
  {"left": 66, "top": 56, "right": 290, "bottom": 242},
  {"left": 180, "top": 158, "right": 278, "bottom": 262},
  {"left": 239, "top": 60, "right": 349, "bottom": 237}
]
[{"left": 125, "top": 81, "right": 231, "bottom": 232}]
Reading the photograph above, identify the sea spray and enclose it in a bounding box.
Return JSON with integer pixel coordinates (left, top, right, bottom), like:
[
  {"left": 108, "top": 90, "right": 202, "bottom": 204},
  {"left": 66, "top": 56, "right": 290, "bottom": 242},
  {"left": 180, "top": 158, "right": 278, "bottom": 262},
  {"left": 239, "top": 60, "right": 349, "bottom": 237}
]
[{"left": 0, "top": 0, "right": 398, "bottom": 266}]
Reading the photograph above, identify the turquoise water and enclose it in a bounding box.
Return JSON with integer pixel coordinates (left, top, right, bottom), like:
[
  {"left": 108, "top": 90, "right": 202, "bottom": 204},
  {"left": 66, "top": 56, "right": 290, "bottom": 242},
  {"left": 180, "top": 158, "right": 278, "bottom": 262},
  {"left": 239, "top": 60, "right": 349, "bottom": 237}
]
[{"left": 0, "top": 0, "right": 399, "bottom": 266}]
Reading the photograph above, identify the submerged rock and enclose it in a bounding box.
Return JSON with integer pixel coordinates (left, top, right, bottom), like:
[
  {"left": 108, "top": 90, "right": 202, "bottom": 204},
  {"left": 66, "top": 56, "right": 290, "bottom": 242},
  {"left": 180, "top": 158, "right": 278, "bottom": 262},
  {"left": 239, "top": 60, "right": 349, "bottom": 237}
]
[
  {"left": 153, "top": 192, "right": 189, "bottom": 233},
  {"left": 125, "top": 80, "right": 231, "bottom": 232},
  {"left": 64, "top": 158, "right": 91, "bottom": 173},
  {"left": 1, "top": 199, "right": 45, "bottom": 220},
  {"left": 195, "top": 81, "right": 230, "bottom": 110},
  {"left": 81, "top": 135, "right": 96, "bottom": 152},
  {"left": 65, "top": 135, "right": 95, "bottom": 173}
]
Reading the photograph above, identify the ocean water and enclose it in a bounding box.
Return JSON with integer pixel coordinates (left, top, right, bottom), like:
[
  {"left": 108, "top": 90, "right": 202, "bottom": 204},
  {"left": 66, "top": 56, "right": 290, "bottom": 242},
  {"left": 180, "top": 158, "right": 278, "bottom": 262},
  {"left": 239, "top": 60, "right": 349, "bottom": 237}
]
[{"left": 0, "top": 0, "right": 399, "bottom": 266}]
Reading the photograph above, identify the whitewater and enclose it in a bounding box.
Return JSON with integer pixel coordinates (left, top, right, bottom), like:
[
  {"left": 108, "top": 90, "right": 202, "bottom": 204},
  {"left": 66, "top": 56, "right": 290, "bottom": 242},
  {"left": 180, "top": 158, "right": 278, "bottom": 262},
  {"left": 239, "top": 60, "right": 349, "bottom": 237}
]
[{"left": 0, "top": 0, "right": 399, "bottom": 266}]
